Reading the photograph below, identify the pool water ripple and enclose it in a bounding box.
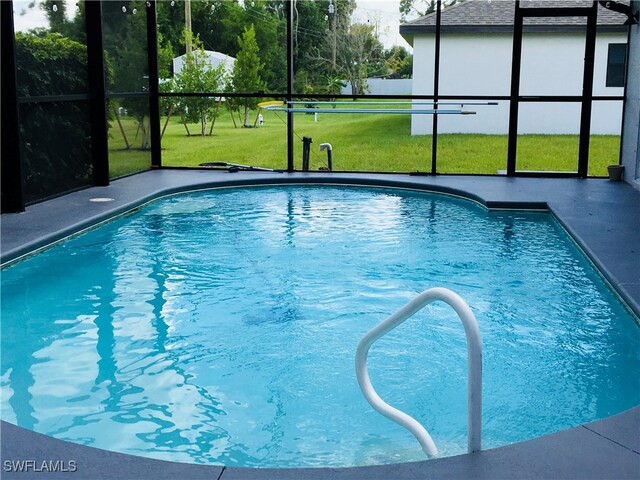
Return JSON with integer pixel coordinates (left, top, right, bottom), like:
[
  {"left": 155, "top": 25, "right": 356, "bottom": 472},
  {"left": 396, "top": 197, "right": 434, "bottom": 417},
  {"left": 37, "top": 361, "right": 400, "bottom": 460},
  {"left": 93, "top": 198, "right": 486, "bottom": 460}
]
[{"left": 1, "top": 185, "right": 639, "bottom": 467}]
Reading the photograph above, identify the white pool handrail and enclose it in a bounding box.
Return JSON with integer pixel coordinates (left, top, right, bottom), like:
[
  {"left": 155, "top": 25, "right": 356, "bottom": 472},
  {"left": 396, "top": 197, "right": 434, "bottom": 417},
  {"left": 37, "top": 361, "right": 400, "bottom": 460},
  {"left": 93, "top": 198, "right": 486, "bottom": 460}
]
[{"left": 355, "top": 287, "right": 482, "bottom": 458}]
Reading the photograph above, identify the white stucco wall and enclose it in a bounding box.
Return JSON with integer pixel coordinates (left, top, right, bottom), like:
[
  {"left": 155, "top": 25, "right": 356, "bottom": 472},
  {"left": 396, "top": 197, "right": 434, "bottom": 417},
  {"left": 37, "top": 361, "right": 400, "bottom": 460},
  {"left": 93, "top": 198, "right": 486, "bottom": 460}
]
[
  {"left": 341, "top": 78, "right": 412, "bottom": 95},
  {"left": 410, "top": 32, "right": 625, "bottom": 135},
  {"left": 621, "top": 1, "right": 639, "bottom": 188},
  {"left": 173, "top": 51, "right": 235, "bottom": 78}
]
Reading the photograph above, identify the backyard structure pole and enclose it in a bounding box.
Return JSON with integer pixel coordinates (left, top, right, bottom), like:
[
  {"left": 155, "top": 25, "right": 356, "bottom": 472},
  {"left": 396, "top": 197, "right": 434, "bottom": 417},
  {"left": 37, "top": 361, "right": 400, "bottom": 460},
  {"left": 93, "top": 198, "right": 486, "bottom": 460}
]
[
  {"left": 431, "top": 0, "right": 442, "bottom": 175},
  {"left": 287, "top": 0, "right": 295, "bottom": 172},
  {"left": 185, "top": 0, "right": 192, "bottom": 54},
  {"left": 507, "top": 1, "right": 523, "bottom": 176},
  {"left": 85, "top": 0, "right": 109, "bottom": 186},
  {"left": 330, "top": 0, "right": 337, "bottom": 71},
  {"left": 302, "top": 136, "right": 312, "bottom": 171},
  {"left": 1, "top": 0, "right": 25, "bottom": 212},
  {"left": 509, "top": 2, "right": 598, "bottom": 177},
  {"left": 577, "top": 2, "right": 598, "bottom": 178},
  {"left": 147, "top": 0, "right": 162, "bottom": 168}
]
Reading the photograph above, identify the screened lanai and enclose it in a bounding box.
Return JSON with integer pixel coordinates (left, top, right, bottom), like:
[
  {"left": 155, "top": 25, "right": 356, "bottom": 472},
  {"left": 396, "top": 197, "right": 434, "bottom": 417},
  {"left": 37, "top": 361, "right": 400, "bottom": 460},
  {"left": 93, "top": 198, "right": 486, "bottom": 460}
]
[
  {"left": 1, "top": 2, "right": 639, "bottom": 479},
  {"left": 2, "top": 0, "right": 639, "bottom": 212}
]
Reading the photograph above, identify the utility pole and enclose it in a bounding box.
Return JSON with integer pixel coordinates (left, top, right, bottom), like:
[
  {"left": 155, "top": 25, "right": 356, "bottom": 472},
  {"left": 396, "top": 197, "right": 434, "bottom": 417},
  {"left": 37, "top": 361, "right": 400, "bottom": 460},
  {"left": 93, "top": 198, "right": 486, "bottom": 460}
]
[
  {"left": 185, "top": 0, "right": 192, "bottom": 53},
  {"left": 329, "top": 0, "right": 336, "bottom": 71}
]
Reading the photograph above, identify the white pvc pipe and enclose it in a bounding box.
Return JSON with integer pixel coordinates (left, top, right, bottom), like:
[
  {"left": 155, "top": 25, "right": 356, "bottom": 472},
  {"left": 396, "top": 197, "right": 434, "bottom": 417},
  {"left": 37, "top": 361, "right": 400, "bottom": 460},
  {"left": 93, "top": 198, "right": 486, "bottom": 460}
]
[
  {"left": 266, "top": 107, "right": 475, "bottom": 115},
  {"left": 286, "top": 101, "right": 499, "bottom": 106},
  {"left": 355, "top": 287, "right": 482, "bottom": 458}
]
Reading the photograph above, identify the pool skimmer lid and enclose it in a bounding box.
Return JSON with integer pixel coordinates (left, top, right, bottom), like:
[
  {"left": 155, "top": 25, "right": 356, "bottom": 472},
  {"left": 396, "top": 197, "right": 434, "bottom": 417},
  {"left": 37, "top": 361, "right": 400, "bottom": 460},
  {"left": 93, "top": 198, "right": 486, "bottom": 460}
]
[{"left": 89, "top": 197, "right": 115, "bottom": 203}]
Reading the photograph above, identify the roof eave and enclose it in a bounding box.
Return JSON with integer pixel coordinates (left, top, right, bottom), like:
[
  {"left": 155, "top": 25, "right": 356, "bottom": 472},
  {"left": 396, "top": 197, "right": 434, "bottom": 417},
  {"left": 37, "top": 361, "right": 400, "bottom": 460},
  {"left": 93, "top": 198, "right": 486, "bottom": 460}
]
[
  {"left": 399, "top": 24, "right": 628, "bottom": 36},
  {"left": 400, "top": 31, "right": 414, "bottom": 47}
]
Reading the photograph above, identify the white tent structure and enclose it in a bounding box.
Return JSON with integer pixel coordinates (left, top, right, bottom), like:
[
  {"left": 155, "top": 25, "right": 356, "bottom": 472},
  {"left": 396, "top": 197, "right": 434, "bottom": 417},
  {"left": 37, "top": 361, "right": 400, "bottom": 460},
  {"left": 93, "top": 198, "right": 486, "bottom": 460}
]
[{"left": 172, "top": 50, "right": 235, "bottom": 77}]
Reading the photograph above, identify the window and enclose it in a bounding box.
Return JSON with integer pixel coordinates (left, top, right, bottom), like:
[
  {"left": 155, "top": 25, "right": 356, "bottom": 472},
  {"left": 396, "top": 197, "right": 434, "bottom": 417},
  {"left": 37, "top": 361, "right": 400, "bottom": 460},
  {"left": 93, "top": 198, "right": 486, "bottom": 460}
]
[{"left": 606, "top": 43, "right": 626, "bottom": 88}]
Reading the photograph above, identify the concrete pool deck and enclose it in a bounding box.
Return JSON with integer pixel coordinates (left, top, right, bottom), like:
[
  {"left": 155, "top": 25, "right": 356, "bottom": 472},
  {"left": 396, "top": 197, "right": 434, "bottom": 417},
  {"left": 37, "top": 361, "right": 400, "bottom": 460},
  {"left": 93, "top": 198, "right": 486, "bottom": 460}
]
[{"left": 1, "top": 170, "right": 639, "bottom": 479}]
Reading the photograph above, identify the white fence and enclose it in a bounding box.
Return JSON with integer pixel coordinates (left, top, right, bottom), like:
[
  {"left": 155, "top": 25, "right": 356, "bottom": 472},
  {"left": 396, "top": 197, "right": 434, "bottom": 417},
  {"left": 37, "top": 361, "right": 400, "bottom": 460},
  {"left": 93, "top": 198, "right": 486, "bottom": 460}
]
[{"left": 341, "top": 78, "right": 412, "bottom": 96}]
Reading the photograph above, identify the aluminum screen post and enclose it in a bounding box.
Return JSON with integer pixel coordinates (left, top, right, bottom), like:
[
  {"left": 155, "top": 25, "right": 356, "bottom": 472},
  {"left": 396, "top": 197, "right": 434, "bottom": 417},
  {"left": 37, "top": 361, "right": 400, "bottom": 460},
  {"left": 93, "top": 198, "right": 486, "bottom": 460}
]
[
  {"left": 302, "top": 136, "right": 312, "bottom": 171},
  {"left": 85, "top": 0, "right": 109, "bottom": 186},
  {"left": 1, "top": 0, "right": 24, "bottom": 212}
]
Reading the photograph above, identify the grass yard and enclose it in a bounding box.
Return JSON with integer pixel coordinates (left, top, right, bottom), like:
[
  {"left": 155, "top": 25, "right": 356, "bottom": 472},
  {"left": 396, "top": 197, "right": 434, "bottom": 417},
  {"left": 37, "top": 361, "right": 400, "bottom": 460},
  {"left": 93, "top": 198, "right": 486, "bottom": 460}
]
[
  {"left": 108, "top": 114, "right": 152, "bottom": 178},
  {"left": 108, "top": 105, "right": 620, "bottom": 178}
]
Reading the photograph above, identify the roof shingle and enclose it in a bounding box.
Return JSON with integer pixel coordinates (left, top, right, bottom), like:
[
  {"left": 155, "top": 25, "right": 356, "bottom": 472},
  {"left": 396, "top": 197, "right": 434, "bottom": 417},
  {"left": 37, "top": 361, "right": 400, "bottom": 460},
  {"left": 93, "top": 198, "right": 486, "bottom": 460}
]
[{"left": 400, "top": 0, "right": 629, "bottom": 35}]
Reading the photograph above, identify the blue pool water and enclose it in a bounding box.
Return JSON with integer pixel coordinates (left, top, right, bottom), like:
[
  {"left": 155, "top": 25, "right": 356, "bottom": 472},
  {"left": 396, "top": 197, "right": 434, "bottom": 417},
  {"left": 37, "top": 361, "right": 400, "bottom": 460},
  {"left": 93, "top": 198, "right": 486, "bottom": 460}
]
[{"left": 1, "top": 185, "right": 639, "bottom": 467}]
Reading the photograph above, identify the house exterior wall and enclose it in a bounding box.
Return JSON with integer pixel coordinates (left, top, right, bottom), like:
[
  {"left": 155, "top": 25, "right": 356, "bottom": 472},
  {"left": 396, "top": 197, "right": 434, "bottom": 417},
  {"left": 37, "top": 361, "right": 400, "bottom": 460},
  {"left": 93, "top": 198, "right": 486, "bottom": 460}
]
[
  {"left": 340, "top": 78, "right": 412, "bottom": 96},
  {"left": 620, "top": 0, "right": 639, "bottom": 188},
  {"left": 172, "top": 51, "right": 235, "bottom": 78},
  {"left": 410, "top": 32, "right": 625, "bottom": 135}
]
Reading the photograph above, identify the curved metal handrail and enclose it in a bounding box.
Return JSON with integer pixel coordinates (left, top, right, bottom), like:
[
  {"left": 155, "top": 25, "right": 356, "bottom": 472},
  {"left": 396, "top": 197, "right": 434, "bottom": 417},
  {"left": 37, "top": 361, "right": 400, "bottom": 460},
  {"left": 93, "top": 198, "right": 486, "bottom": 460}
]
[{"left": 355, "top": 287, "right": 482, "bottom": 458}]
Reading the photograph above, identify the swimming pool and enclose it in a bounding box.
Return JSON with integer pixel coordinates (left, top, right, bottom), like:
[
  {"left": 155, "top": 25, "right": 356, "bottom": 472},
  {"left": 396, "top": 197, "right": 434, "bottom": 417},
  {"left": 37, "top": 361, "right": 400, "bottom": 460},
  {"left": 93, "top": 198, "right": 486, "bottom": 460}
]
[{"left": 1, "top": 185, "right": 639, "bottom": 467}]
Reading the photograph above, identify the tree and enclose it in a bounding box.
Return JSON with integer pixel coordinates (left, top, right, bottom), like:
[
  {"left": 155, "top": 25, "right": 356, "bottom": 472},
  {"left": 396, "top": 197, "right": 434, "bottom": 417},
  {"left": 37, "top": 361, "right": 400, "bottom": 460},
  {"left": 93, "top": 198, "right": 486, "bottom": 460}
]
[
  {"left": 192, "top": 0, "right": 246, "bottom": 57},
  {"left": 322, "top": 75, "right": 347, "bottom": 97},
  {"left": 172, "top": 34, "right": 228, "bottom": 136},
  {"left": 41, "top": 0, "right": 67, "bottom": 35},
  {"left": 295, "top": 0, "right": 355, "bottom": 90},
  {"left": 400, "top": 0, "right": 465, "bottom": 21},
  {"left": 36, "top": 0, "right": 85, "bottom": 42},
  {"left": 385, "top": 46, "right": 413, "bottom": 79},
  {"left": 246, "top": 1, "right": 287, "bottom": 92},
  {"left": 332, "top": 23, "right": 384, "bottom": 95},
  {"left": 293, "top": 0, "right": 332, "bottom": 74},
  {"left": 156, "top": 0, "right": 186, "bottom": 54},
  {"left": 14, "top": 33, "right": 93, "bottom": 201},
  {"left": 231, "top": 25, "right": 265, "bottom": 126},
  {"left": 101, "top": 1, "right": 153, "bottom": 149},
  {"left": 157, "top": 32, "right": 175, "bottom": 80}
]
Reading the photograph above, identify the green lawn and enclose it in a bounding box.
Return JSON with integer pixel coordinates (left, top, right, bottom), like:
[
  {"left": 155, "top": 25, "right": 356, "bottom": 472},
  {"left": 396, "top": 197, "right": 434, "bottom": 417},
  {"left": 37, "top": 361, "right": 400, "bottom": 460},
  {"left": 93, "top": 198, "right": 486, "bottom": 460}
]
[
  {"left": 108, "top": 106, "right": 620, "bottom": 177},
  {"left": 108, "top": 115, "right": 152, "bottom": 178}
]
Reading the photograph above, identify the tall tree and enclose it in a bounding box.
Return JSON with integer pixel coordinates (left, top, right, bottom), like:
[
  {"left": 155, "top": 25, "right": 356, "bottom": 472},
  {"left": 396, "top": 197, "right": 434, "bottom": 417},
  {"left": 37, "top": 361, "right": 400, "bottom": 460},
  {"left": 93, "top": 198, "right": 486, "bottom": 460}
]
[
  {"left": 103, "top": 1, "right": 152, "bottom": 148},
  {"left": 191, "top": 0, "right": 245, "bottom": 56},
  {"left": 245, "top": 1, "right": 287, "bottom": 92},
  {"left": 101, "top": 0, "right": 148, "bottom": 92},
  {"left": 157, "top": 32, "right": 175, "bottom": 80},
  {"left": 385, "top": 45, "right": 413, "bottom": 79},
  {"left": 333, "top": 23, "right": 384, "bottom": 95},
  {"left": 14, "top": 33, "right": 92, "bottom": 200},
  {"left": 293, "top": 0, "right": 355, "bottom": 92},
  {"left": 400, "top": 0, "right": 465, "bottom": 21},
  {"left": 156, "top": 1, "right": 286, "bottom": 92},
  {"left": 156, "top": 0, "right": 186, "bottom": 55},
  {"left": 38, "top": 0, "right": 86, "bottom": 42},
  {"left": 41, "top": 0, "right": 67, "bottom": 35},
  {"left": 172, "top": 38, "right": 227, "bottom": 136},
  {"left": 231, "top": 25, "right": 265, "bottom": 126}
]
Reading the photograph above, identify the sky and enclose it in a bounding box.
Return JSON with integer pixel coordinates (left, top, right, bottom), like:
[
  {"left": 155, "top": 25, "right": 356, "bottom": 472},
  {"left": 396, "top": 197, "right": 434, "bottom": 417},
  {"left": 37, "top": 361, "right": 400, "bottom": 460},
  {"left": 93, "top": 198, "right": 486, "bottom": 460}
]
[
  {"left": 13, "top": 1, "right": 49, "bottom": 31},
  {"left": 12, "top": 0, "right": 415, "bottom": 50},
  {"left": 351, "top": 1, "right": 414, "bottom": 50}
]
